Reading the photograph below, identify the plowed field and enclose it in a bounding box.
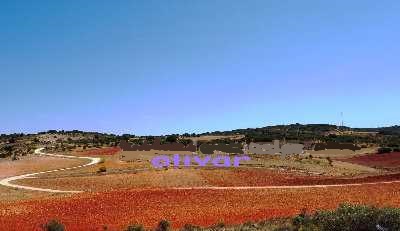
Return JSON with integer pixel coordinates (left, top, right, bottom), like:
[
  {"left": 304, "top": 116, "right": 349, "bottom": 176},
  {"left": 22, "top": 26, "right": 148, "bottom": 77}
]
[
  {"left": 339, "top": 152, "right": 400, "bottom": 169},
  {"left": 15, "top": 169, "right": 400, "bottom": 192},
  {"left": 1, "top": 184, "right": 400, "bottom": 231}
]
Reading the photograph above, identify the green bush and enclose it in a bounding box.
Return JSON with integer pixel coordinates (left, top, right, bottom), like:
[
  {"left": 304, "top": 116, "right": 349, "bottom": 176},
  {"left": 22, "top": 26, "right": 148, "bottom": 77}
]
[
  {"left": 387, "top": 143, "right": 399, "bottom": 148},
  {"left": 378, "top": 147, "right": 392, "bottom": 154},
  {"left": 43, "top": 220, "right": 65, "bottom": 231},
  {"left": 156, "top": 220, "right": 170, "bottom": 231},
  {"left": 212, "top": 222, "right": 225, "bottom": 229},
  {"left": 180, "top": 224, "right": 202, "bottom": 231},
  {"left": 311, "top": 203, "right": 400, "bottom": 231},
  {"left": 292, "top": 209, "right": 317, "bottom": 231}
]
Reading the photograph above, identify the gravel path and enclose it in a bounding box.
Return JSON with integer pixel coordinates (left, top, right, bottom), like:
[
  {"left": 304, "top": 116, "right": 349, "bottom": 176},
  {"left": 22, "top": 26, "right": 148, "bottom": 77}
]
[{"left": 0, "top": 148, "right": 101, "bottom": 193}]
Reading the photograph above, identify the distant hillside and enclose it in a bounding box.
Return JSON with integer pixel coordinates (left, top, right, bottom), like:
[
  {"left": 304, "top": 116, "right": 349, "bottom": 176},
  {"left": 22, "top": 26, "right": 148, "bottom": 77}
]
[
  {"left": 200, "top": 124, "right": 400, "bottom": 144},
  {"left": 1, "top": 124, "right": 400, "bottom": 159},
  {"left": 201, "top": 124, "right": 346, "bottom": 139},
  {"left": 354, "top": 125, "right": 400, "bottom": 135}
]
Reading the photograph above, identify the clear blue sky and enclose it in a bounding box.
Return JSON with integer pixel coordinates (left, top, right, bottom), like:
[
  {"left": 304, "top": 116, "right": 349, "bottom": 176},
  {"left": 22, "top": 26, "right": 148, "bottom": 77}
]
[{"left": 1, "top": 1, "right": 399, "bottom": 135}]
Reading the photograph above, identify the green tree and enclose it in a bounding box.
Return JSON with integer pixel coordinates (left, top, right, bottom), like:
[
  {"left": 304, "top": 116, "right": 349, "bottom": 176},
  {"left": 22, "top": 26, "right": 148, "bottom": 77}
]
[{"left": 165, "top": 135, "right": 177, "bottom": 143}]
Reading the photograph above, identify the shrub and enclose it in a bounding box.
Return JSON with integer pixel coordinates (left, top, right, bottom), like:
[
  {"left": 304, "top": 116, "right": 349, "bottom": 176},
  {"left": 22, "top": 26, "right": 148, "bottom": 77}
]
[
  {"left": 97, "top": 166, "right": 107, "bottom": 173},
  {"left": 311, "top": 203, "right": 400, "bottom": 231},
  {"left": 273, "top": 227, "right": 292, "bottom": 231},
  {"left": 292, "top": 208, "right": 315, "bottom": 230},
  {"left": 313, "top": 204, "right": 376, "bottom": 231},
  {"left": 326, "top": 157, "right": 333, "bottom": 166},
  {"left": 43, "top": 220, "right": 65, "bottom": 231},
  {"left": 165, "top": 135, "right": 178, "bottom": 143},
  {"left": 125, "top": 224, "right": 145, "bottom": 231},
  {"left": 180, "top": 224, "right": 201, "bottom": 231},
  {"left": 387, "top": 143, "right": 399, "bottom": 147},
  {"left": 209, "top": 222, "right": 225, "bottom": 230},
  {"left": 156, "top": 220, "right": 170, "bottom": 231},
  {"left": 378, "top": 147, "right": 392, "bottom": 154}
]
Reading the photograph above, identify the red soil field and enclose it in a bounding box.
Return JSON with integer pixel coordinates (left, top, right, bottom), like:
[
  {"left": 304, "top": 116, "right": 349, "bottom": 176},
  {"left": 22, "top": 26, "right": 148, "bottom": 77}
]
[
  {"left": 75, "top": 147, "right": 121, "bottom": 156},
  {"left": 15, "top": 169, "right": 400, "bottom": 193},
  {"left": 200, "top": 169, "right": 400, "bottom": 186},
  {"left": 1, "top": 184, "right": 400, "bottom": 231},
  {"left": 339, "top": 152, "right": 400, "bottom": 168}
]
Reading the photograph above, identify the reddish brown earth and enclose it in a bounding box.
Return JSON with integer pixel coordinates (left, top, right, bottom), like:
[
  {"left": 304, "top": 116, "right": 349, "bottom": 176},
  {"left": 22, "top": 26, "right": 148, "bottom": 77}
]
[
  {"left": 15, "top": 168, "right": 400, "bottom": 193},
  {"left": 339, "top": 152, "right": 400, "bottom": 168},
  {"left": 200, "top": 169, "right": 400, "bottom": 186},
  {"left": 3, "top": 152, "right": 400, "bottom": 230},
  {"left": 1, "top": 184, "right": 400, "bottom": 231}
]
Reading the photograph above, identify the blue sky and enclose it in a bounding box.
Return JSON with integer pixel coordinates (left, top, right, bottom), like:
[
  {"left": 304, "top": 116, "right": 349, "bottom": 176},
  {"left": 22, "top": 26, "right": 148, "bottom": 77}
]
[{"left": 1, "top": 1, "right": 400, "bottom": 135}]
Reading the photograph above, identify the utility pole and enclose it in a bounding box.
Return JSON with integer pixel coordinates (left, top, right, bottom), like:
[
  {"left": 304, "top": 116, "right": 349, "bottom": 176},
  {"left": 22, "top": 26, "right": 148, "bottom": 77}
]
[
  {"left": 341, "top": 112, "right": 344, "bottom": 128},
  {"left": 297, "top": 124, "right": 300, "bottom": 141}
]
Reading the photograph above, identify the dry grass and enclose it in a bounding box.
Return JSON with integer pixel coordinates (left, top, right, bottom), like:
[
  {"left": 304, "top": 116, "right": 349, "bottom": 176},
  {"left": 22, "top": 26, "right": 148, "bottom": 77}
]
[
  {"left": 0, "top": 155, "right": 86, "bottom": 201},
  {"left": 305, "top": 147, "right": 377, "bottom": 159}
]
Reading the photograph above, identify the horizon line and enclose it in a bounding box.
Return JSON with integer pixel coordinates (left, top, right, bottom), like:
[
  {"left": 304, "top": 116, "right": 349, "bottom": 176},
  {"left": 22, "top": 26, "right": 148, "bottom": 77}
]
[{"left": 1, "top": 123, "right": 399, "bottom": 137}]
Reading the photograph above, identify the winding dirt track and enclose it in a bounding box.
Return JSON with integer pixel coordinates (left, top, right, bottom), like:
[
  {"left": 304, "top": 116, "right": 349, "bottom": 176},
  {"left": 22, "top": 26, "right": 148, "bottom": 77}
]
[
  {"left": 2, "top": 148, "right": 400, "bottom": 192},
  {"left": 0, "top": 148, "right": 101, "bottom": 193}
]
